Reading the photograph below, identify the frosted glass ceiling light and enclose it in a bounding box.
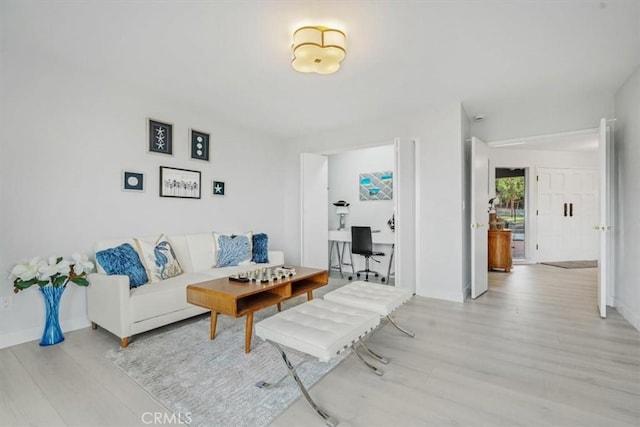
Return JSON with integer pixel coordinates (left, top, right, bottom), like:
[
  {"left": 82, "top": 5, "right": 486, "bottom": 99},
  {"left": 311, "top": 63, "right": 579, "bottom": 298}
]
[{"left": 292, "top": 26, "right": 346, "bottom": 74}]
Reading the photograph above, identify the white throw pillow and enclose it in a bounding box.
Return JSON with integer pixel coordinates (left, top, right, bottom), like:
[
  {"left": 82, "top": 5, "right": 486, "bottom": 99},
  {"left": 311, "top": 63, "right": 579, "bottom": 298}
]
[
  {"left": 134, "top": 234, "right": 183, "bottom": 282},
  {"left": 213, "top": 231, "right": 253, "bottom": 267}
]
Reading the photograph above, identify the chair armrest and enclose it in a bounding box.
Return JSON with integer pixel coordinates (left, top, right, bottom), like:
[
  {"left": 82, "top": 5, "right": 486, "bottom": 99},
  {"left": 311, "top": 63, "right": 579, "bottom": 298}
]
[{"left": 86, "top": 273, "right": 132, "bottom": 339}]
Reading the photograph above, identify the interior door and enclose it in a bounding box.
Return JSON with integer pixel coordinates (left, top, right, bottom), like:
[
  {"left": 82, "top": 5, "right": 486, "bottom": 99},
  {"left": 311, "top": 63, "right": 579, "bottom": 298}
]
[
  {"left": 300, "top": 153, "right": 329, "bottom": 269},
  {"left": 597, "top": 118, "right": 611, "bottom": 318},
  {"left": 394, "top": 138, "right": 416, "bottom": 293},
  {"left": 537, "top": 168, "right": 598, "bottom": 262},
  {"left": 471, "top": 137, "right": 489, "bottom": 298}
]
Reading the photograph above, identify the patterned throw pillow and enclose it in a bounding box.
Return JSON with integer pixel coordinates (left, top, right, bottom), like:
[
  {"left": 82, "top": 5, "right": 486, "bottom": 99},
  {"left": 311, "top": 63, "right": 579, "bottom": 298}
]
[
  {"left": 95, "top": 243, "right": 149, "bottom": 288},
  {"left": 252, "top": 233, "right": 269, "bottom": 264},
  {"left": 215, "top": 234, "right": 252, "bottom": 267},
  {"left": 134, "top": 234, "right": 183, "bottom": 282}
]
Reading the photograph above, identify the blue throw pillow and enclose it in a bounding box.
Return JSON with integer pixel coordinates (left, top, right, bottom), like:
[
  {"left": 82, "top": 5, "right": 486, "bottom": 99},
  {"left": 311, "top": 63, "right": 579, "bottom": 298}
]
[
  {"left": 216, "top": 235, "right": 251, "bottom": 267},
  {"left": 252, "top": 233, "right": 269, "bottom": 263},
  {"left": 96, "top": 243, "right": 148, "bottom": 288}
]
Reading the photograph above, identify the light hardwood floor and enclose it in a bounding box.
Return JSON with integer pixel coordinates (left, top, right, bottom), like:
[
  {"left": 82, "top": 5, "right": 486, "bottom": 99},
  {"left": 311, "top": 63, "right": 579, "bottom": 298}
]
[{"left": 1, "top": 265, "right": 638, "bottom": 426}]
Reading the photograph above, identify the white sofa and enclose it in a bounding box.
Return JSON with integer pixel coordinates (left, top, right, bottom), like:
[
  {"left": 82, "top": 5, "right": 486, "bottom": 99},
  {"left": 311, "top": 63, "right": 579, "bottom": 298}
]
[{"left": 87, "top": 232, "right": 284, "bottom": 347}]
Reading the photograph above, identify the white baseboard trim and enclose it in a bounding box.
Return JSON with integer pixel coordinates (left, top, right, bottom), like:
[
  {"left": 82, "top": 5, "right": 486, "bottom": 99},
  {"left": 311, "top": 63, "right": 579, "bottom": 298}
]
[
  {"left": 0, "top": 316, "right": 91, "bottom": 349},
  {"left": 418, "top": 289, "right": 465, "bottom": 303},
  {"left": 614, "top": 298, "right": 640, "bottom": 332}
]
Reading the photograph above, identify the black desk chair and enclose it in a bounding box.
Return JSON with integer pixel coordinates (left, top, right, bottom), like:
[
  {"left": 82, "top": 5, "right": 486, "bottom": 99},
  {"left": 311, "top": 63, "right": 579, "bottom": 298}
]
[{"left": 349, "top": 226, "right": 386, "bottom": 282}]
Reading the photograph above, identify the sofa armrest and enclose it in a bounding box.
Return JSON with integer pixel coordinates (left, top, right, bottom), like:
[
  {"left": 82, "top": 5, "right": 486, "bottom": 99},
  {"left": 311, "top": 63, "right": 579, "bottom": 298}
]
[
  {"left": 87, "top": 272, "right": 132, "bottom": 339},
  {"left": 268, "top": 251, "right": 284, "bottom": 266}
]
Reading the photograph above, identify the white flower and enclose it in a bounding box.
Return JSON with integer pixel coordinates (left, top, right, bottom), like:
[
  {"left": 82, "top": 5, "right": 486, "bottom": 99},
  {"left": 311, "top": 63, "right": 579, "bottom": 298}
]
[
  {"left": 8, "top": 257, "right": 41, "bottom": 282},
  {"left": 38, "top": 257, "right": 70, "bottom": 281},
  {"left": 71, "top": 253, "right": 94, "bottom": 275}
]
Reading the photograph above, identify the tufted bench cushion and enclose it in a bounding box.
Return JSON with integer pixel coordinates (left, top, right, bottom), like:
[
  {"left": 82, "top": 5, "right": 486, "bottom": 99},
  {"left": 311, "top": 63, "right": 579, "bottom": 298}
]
[
  {"left": 323, "top": 281, "right": 413, "bottom": 316},
  {"left": 255, "top": 299, "right": 380, "bottom": 362}
]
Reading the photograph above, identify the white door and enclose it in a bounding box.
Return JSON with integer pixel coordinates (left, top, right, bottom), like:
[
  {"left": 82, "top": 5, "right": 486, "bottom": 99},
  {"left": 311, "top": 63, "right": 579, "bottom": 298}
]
[
  {"left": 471, "top": 137, "right": 489, "bottom": 298},
  {"left": 597, "top": 118, "right": 612, "bottom": 318},
  {"left": 300, "top": 153, "right": 328, "bottom": 269},
  {"left": 537, "top": 168, "right": 598, "bottom": 262},
  {"left": 394, "top": 138, "right": 416, "bottom": 293},
  {"left": 536, "top": 168, "right": 599, "bottom": 262}
]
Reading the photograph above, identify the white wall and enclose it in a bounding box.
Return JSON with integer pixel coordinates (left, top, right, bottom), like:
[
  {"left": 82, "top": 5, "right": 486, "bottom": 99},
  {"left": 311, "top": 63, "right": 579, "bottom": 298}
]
[
  {"left": 327, "top": 145, "right": 395, "bottom": 273},
  {"left": 284, "top": 103, "right": 467, "bottom": 303},
  {"left": 488, "top": 147, "right": 600, "bottom": 263},
  {"left": 471, "top": 94, "right": 614, "bottom": 143},
  {"left": 613, "top": 66, "right": 640, "bottom": 331},
  {"left": 0, "top": 50, "right": 287, "bottom": 347}
]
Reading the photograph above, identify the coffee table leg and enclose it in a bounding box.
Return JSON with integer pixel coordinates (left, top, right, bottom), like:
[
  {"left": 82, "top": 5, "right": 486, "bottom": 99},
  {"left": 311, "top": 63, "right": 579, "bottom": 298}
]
[
  {"left": 306, "top": 291, "right": 313, "bottom": 301},
  {"left": 245, "top": 312, "right": 254, "bottom": 353},
  {"left": 210, "top": 311, "right": 218, "bottom": 340}
]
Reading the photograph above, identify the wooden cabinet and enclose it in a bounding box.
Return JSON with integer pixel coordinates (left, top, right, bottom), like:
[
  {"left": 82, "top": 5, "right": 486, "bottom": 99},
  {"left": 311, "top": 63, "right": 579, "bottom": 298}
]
[{"left": 488, "top": 229, "right": 512, "bottom": 272}]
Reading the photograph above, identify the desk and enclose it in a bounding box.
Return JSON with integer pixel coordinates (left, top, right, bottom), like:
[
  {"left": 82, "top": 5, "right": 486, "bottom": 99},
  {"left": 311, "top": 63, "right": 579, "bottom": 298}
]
[{"left": 328, "top": 230, "right": 395, "bottom": 282}]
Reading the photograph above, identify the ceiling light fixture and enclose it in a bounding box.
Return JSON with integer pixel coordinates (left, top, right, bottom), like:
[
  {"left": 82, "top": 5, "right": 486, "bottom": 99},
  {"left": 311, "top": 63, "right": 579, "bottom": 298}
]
[{"left": 291, "top": 26, "right": 346, "bottom": 74}]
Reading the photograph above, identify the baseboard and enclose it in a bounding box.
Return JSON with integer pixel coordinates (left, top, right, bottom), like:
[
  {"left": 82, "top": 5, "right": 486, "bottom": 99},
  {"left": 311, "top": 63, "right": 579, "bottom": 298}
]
[
  {"left": 417, "top": 288, "right": 465, "bottom": 303},
  {"left": 614, "top": 297, "right": 640, "bottom": 332},
  {"left": 0, "top": 316, "right": 91, "bottom": 349}
]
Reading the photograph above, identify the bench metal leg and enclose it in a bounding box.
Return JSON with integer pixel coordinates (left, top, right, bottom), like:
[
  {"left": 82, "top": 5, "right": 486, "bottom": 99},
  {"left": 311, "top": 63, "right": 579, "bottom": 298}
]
[
  {"left": 255, "top": 358, "right": 313, "bottom": 389},
  {"left": 352, "top": 346, "right": 384, "bottom": 376},
  {"left": 264, "top": 340, "right": 339, "bottom": 427},
  {"left": 387, "top": 315, "right": 415, "bottom": 338},
  {"left": 358, "top": 338, "right": 389, "bottom": 364}
]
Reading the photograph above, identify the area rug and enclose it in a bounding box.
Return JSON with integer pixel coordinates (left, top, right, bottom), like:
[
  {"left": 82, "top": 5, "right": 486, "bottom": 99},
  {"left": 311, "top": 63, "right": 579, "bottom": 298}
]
[
  {"left": 106, "top": 283, "right": 347, "bottom": 427},
  {"left": 540, "top": 260, "right": 598, "bottom": 269}
]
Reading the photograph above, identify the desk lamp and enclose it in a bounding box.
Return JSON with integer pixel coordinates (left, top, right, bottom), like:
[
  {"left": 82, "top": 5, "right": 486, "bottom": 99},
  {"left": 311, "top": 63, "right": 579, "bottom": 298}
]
[{"left": 336, "top": 206, "right": 349, "bottom": 230}]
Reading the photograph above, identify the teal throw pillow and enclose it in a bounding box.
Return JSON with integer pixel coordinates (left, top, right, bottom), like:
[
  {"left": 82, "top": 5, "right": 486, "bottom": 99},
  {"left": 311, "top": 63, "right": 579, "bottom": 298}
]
[
  {"left": 252, "top": 233, "right": 269, "bottom": 263},
  {"left": 95, "top": 243, "right": 148, "bottom": 288},
  {"left": 216, "top": 235, "right": 251, "bottom": 267}
]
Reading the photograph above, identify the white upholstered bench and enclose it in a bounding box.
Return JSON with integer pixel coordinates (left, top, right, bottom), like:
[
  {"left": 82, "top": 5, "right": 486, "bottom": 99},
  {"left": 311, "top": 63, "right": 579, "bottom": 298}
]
[
  {"left": 324, "top": 281, "right": 415, "bottom": 338},
  {"left": 255, "top": 298, "right": 383, "bottom": 427}
]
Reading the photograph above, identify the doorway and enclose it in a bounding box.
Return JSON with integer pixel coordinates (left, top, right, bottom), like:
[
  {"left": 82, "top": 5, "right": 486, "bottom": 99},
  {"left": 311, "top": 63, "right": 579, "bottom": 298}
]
[
  {"left": 300, "top": 139, "right": 417, "bottom": 294},
  {"left": 495, "top": 168, "right": 526, "bottom": 260}
]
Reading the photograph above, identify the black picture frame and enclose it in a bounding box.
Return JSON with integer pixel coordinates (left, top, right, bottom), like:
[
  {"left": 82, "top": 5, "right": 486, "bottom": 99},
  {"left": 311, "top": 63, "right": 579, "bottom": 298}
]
[
  {"left": 122, "top": 170, "right": 144, "bottom": 192},
  {"left": 190, "top": 129, "right": 210, "bottom": 161},
  {"left": 148, "top": 119, "right": 173, "bottom": 155},
  {"left": 212, "top": 181, "right": 225, "bottom": 196},
  {"left": 159, "top": 166, "right": 201, "bottom": 199}
]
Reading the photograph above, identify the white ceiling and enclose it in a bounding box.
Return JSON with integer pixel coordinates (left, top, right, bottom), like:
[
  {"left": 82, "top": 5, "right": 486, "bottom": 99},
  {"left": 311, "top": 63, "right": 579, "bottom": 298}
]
[{"left": 3, "top": 1, "right": 639, "bottom": 140}]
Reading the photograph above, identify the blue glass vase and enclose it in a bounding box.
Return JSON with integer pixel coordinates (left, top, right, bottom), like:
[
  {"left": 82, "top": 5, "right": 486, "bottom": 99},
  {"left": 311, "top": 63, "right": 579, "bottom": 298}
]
[{"left": 39, "top": 285, "right": 65, "bottom": 346}]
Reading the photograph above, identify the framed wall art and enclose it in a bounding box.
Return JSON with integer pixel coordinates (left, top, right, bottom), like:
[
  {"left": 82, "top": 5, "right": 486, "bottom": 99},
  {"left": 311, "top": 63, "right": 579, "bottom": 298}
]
[
  {"left": 148, "top": 119, "right": 173, "bottom": 155},
  {"left": 122, "top": 170, "right": 145, "bottom": 192},
  {"left": 190, "top": 129, "right": 210, "bottom": 161},
  {"left": 359, "top": 171, "right": 393, "bottom": 201},
  {"left": 159, "top": 166, "right": 201, "bottom": 199},
  {"left": 212, "top": 181, "right": 225, "bottom": 196}
]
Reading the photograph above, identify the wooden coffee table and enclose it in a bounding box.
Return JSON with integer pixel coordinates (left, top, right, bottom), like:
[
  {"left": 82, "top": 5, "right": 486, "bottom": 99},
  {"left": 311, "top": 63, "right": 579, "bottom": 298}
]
[{"left": 186, "top": 266, "right": 328, "bottom": 353}]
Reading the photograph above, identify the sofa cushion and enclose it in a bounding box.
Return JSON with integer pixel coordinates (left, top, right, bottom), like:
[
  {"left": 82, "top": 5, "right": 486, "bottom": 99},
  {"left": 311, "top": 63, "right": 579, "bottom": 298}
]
[
  {"left": 130, "top": 272, "right": 212, "bottom": 322},
  {"left": 95, "top": 243, "right": 148, "bottom": 288},
  {"left": 134, "top": 234, "right": 183, "bottom": 282},
  {"left": 215, "top": 233, "right": 252, "bottom": 267},
  {"left": 183, "top": 233, "right": 216, "bottom": 273},
  {"left": 252, "top": 233, "right": 269, "bottom": 264}
]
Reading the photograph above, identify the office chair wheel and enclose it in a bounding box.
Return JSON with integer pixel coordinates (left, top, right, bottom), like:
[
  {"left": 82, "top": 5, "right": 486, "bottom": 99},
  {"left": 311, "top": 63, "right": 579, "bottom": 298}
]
[
  {"left": 348, "top": 276, "right": 353, "bottom": 281},
  {"left": 381, "top": 277, "right": 386, "bottom": 283},
  {"left": 374, "top": 273, "right": 379, "bottom": 277},
  {"left": 356, "top": 273, "right": 361, "bottom": 278}
]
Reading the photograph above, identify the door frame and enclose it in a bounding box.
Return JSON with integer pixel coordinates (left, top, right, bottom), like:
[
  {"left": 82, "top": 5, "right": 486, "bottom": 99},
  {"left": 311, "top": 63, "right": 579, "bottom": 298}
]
[
  {"left": 299, "top": 139, "right": 417, "bottom": 292},
  {"left": 490, "top": 166, "right": 531, "bottom": 262}
]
